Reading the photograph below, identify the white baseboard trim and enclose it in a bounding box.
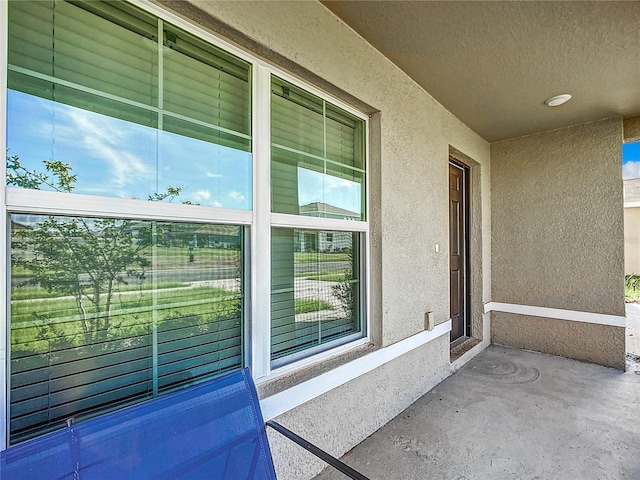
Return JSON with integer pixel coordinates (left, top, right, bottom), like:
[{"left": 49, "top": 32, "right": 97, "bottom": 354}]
[
  {"left": 484, "top": 302, "right": 626, "bottom": 328},
  {"left": 260, "top": 320, "right": 452, "bottom": 421}
]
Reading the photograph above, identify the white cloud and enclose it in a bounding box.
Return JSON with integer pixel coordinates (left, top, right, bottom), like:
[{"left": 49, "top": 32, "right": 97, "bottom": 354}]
[
  {"left": 229, "top": 191, "right": 245, "bottom": 202},
  {"left": 58, "top": 107, "right": 152, "bottom": 187},
  {"left": 623, "top": 161, "right": 640, "bottom": 180},
  {"left": 212, "top": 201, "right": 223, "bottom": 208},
  {"left": 191, "top": 190, "right": 211, "bottom": 202},
  {"left": 206, "top": 172, "right": 222, "bottom": 178}
]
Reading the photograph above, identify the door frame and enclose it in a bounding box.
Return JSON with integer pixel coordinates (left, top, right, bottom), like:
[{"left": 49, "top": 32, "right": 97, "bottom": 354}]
[{"left": 449, "top": 158, "right": 471, "bottom": 343}]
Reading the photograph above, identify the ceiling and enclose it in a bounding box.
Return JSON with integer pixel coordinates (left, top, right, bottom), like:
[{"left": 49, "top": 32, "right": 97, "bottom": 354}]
[{"left": 322, "top": 1, "right": 640, "bottom": 142}]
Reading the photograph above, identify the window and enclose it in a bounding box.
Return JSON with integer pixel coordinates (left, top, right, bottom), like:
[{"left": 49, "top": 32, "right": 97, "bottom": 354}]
[
  {"left": 2, "top": 0, "right": 368, "bottom": 446},
  {"left": 7, "top": 0, "right": 252, "bottom": 207},
  {"left": 270, "top": 76, "right": 367, "bottom": 366},
  {"left": 10, "top": 214, "right": 243, "bottom": 442}
]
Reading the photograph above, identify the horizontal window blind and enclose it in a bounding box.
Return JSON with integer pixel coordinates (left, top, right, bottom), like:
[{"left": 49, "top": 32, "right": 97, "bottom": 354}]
[
  {"left": 6, "top": 0, "right": 252, "bottom": 206},
  {"left": 7, "top": 0, "right": 251, "bottom": 164},
  {"left": 271, "top": 228, "right": 361, "bottom": 362},
  {"left": 10, "top": 215, "right": 244, "bottom": 444},
  {"left": 271, "top": 76, "right": 366, "bottom": 220}
]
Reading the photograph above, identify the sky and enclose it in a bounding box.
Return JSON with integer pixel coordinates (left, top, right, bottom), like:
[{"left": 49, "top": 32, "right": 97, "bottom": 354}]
[
  {"left": 7, "top": 90, "right": 362, "bottom": 214},
  {"left": 622, "top": 141, "right": 640, "bottom": 180}
]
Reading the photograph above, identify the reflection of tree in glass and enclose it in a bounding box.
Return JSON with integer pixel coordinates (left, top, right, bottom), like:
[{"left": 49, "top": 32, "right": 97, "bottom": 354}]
[
  {"left": 332, "top": 246, "right": 356, "bottom": 320},
  {"left": 9, "top": 155, "right": 150, "bottom": 342}
]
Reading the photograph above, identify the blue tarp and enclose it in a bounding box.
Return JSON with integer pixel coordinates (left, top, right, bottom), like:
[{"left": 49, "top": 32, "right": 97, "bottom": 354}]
[{"left": 0, "top": 368, "right": 277, "bottom": 479}]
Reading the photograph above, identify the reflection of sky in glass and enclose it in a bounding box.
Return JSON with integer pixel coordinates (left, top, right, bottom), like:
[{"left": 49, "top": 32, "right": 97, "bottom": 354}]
[
  {"left": 6, "top": 90, "right": 252, "bottom": 209},
  {"left": 297, "top": 167, "right": 362, "bottom": 215},
  {"left": 623, "top": 142, "right": 640, "bottom": 180}
]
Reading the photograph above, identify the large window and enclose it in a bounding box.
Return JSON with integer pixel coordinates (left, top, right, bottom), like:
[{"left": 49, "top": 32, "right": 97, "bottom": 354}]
[
  {"left": 2, "top": 0, "right": 368, "bottom": 446},
  {"left": 7, "top": 0, "right": 252, "bottom": 207},
  {"left": 10, "top": 214, "right": 243, "bottom": 442},
  {"left": 270, "top": 76, "right": 367, "bottom": 365}
]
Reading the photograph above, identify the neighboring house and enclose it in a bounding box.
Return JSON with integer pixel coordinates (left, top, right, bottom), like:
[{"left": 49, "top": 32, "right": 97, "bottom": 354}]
[
  {"left": 624, "top": 178, "right": 640, "bottom": 275},
  {"left": 1, "top": 2, "right": 638, "bottom": 480},
  {"left": 297, "top": 202, "right": 359, "bottom": 251}
]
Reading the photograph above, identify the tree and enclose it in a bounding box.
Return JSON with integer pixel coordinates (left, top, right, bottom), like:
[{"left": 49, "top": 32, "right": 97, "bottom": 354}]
[{"left": 9, "top": 155, "right": 150, "bottom": 342}]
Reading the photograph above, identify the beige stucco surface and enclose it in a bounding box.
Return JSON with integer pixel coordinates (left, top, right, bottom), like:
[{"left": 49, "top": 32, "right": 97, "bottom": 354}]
[
  {"left": 491, "top": 118, "right": 625, "bottom": 316},
  {"left": 491, "top": 312, "right": 626, "bottom": 370},
  {"left": 153, "top": 1, "right": 492, "bottom": 478}
]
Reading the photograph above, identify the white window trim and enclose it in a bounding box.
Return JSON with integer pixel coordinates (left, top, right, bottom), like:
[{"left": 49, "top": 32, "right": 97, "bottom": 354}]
[
  {"left": 0, "top": 0, "right": 371, "bottom": 446},
  {"left": 1, "top": 0, "right": 9, "bottom": 452}
]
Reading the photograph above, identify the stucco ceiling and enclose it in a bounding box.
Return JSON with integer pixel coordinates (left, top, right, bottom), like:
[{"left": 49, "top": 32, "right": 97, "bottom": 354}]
[{"left": 322, "top": 1, "right": 640, "bottom": 142}]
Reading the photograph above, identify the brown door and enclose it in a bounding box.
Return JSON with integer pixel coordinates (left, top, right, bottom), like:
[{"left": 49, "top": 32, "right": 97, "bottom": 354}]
[{"left": 449, "top": 162, "right": 469, "bottom": 343}]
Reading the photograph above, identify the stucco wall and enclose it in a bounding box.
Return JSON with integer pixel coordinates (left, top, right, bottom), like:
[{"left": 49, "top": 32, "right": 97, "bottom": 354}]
[
  {"left": 153, "top": 1, "right": 491, "bottom": 479},
  {"left": 492, "top": 312, "right": 625, "bottom": 369},
  {"left": 491, "top": 118, "right": 625, "bottom": 367}
]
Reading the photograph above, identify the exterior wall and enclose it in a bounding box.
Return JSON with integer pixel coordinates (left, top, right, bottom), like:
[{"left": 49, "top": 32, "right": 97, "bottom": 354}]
[
  {"left": 492, "top": 312, "right": 625, "bottom": 369},
  {"left": 156, "top": 1, "right": 492, "bottom": 479},
  {"left": 490, "top": 118, "right": 625, "bottom": 369},
  {"left": 625, "top": 206, "right": 640, "bottom": 275}
]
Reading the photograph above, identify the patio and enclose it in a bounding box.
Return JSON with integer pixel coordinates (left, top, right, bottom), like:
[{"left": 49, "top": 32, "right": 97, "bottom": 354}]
[{"left": 314, "top": 345, "right": 640, "bottom": 480}]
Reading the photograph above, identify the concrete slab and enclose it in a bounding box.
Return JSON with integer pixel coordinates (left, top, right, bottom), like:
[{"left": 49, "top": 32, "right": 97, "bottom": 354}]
[
  {"left": 313, "top": 345, "right": 640, "bottom": 480},
  {"left": 626, "top": 303, "right": 640, "bottom": 357}
]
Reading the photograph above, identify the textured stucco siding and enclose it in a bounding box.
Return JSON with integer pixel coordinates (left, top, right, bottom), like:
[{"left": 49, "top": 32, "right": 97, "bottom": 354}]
[
  {"left": 491, "top": 118, "right": 624, "bottom": 315},
  {"left": 490, "top": 118, "right": 625, "bottom": 368},
  {"left": 491, "top": 312, "right": 625, "bottom": 369},
  {"left": 152, "top": 1, "right": 492, "bottom": 479}
]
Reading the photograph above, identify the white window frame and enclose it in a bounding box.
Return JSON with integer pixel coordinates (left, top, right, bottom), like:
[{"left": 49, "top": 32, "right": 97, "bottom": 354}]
[{"left": 0, "top": 0, "right": 370, "bottom": 448}]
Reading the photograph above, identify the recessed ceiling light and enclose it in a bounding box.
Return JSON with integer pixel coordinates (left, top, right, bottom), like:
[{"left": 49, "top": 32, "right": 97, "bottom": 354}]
[{"left": 544, "top": 94, "right": 572, "bottom": 107}]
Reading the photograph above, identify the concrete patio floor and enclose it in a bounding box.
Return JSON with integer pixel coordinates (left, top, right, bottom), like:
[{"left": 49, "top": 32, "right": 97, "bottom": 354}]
[{"left": 314, "top": 345, "right": 640, "bottom": 480}]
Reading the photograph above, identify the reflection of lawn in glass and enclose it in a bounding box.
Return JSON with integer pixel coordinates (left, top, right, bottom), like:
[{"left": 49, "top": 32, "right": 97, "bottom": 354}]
[
  {"left": 144, "top": 247, "right": 240, "bottom": 268},
  {"left": 295, "top": 270, "right": 350, "bottom": 281},
  {"left": 11, "top": 285, "right": 241, "bottom": 352},
  {"left": 294, "top": 252, "right": 350, "bottom": 263},
  {"left": 11, "top": 281, "right": 189, "bottom": 300},
  {"left": 294, "top": 298, "right": 334, "bottom": 314}
]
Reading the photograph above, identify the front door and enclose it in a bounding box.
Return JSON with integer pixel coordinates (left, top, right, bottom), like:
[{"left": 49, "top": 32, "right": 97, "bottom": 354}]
[{"left": 449, "top": 161, "right": 469, "bottom": 343}]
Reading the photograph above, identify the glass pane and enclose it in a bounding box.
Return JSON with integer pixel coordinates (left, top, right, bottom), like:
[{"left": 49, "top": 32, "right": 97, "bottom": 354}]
[
  {"left": 6, "top": 88, "right": 160, "bottom": 199},
  {"left": 271, "top": 80, "right": 324, "bottom": 158},
  {"left": 9, "top": 0, "right": 159, "bottom": 107},
  {"left": 158, "top": 125, "right": 252, "bottom": 209},
  {"left": 271, "top": 228, "right": 362, "bottom": 362},
  {"left": 271, "top": 76, "right": 366, "bottom": 219},
  {"left": 6, "top": 0, "right": 252, "bottom": 211},
  {"left": 163, "top": 25, "right": 251, "bottom": 136},
  {"left": 10, "top": 214, "right": 243, "bottom": 444},
  {"left": 271, "top": 147, "right": 365, "bottom": 219}
]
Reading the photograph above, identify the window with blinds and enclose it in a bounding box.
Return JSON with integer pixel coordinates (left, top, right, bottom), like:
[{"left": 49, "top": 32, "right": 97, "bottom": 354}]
[
  {"left": 10, "top": 214, "right": 244, "bottom": 443},
  {"left": 271, "top": 76, "right": 366, "bottom": 219},
  {"left": 5, "top": 0, "right": 250, "bottom": 445},
  {"left": 7, "top": 0, "right": 252, "bottom": 207},
  {"left": 270, "top": 76, "right": 367, "bottom": 364},
  {"left": 271, "top": 228, "right": 362, "bottom": 363}
]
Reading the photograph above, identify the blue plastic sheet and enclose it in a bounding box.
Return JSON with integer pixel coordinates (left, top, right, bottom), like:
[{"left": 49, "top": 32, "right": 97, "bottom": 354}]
[{"left": 0, "top": 368, "right": 277, "bottom": 480}]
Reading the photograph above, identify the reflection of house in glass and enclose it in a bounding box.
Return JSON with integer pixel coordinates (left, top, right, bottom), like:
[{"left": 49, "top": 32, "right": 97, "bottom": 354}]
[
  {"left": 193, "top": 224, "right": 242, "bottom": 249},
  {"left": 296, "top": 202, "right": 358, "bottom": 252}
]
